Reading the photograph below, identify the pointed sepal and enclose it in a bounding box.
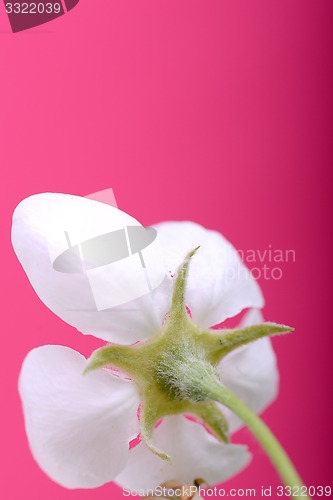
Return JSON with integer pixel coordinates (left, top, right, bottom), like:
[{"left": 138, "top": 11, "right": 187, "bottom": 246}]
[
  {"left": 202, "top": 323, "right": 294, "bottom": 365},
  {"left": 186, "top": 401, "right": 229, "bottom": 443},
  {"left": 140, "top": 403, "right": 172, "bottom": 462}
]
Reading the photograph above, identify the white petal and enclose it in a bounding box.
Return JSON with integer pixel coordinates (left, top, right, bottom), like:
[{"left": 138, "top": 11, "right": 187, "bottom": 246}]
[
  {"left": 152, "top": 221, "right": 264, "bottom": 328},
  {"left": 218, "top": 309, "right": 279, "bottom": 433},
  {"left": 115, "top": 415, "right": 250, "bottom": 490},
  {"left": 19, "top": 345, "right": 140, "bottom": 489},
  {"left": 12, "top": 193, "right": 167, "bottom": 343}
]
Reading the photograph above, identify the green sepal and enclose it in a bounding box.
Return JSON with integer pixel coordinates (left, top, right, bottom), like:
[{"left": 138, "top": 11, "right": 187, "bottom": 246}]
[
  {"left": 139, "top": 402, "right": 172, "bottom": 462},
  {"left": 83, "top": 344, "right": 135, "bottom": 375},
  {"left": 186, "top": 400, "right": 229, "bottom": 443},
  {"left": 200, "top": 323, "right": 294, "bottom": 365},
  {"left": 82, "top": 247, "right": 295, "bottom": 464}
]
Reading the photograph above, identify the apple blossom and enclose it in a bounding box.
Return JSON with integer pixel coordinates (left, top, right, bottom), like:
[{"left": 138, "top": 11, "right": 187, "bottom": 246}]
[{"left": 12, "top": 193, "right": 295, "bottom": 492}]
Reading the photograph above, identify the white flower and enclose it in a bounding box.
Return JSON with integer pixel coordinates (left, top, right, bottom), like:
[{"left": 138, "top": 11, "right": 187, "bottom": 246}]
[{"left": 12, "top": 193, "right": 279, "bottom": 490}]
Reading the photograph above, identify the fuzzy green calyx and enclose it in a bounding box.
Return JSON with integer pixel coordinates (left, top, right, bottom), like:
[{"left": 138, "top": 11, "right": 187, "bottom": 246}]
[{"left": 85, "top": 247, "right": 293, "bottom": 461}]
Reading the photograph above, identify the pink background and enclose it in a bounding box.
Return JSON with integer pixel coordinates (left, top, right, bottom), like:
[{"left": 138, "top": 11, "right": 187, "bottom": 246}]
[{"left": 1, "top": 1, "right": 332, "bottom": 498}]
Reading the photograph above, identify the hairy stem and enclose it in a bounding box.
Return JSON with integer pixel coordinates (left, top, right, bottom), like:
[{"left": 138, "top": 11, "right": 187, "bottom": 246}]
[{"left": 208, "top": 383, "right": 310, "bottom": 499}]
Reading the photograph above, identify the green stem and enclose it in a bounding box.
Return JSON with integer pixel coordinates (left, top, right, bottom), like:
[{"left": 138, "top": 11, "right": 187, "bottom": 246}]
[{"left": 208, "top": 383, "right": 310, "bottom": 499}]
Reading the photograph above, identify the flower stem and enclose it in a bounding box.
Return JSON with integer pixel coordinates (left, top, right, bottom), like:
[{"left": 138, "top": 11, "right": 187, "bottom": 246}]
[{"left": 208, "top": 383, "right": 310, "bottom": 499}]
